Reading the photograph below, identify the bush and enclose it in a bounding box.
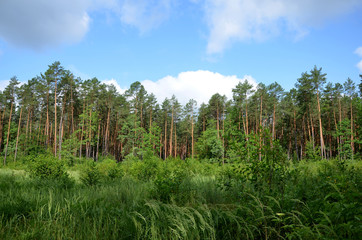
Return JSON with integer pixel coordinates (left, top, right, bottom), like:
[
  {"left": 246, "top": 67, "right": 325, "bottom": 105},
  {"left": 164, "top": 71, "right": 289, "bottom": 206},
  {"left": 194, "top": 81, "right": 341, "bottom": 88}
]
[
  {"left": 28, "top": 154, "right": 68, "bottom": 179},
  {"left": 97, "top": 158, "right": 123, "bottom": 179},
  {"left": 126, "top": 158, "right": 160, "bottom": 181},
  {"left": 81, "top": 162, "right": 101, "bottom": 186},
  {"left": 154, "top": 160, "right": 187, "bottom": 202}
]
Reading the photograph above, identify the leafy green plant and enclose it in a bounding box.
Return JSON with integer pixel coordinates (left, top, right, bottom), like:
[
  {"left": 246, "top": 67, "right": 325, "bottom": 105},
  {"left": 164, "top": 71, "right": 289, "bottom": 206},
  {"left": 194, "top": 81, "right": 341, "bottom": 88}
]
[
  {"left": 28, "top": 154, "right": 68, "bottom": 179},
  {"left": 154, "top": 160, "right": 187, "bottom": 202},
  {"left": 81, "top": 162, "right": 101, "bottom": 186},
  {"left": 196, "top": 127, "right": 224, "bottom": 163},
  {"left": 305, "top": 140, "right": 321, "bottom": 161}
]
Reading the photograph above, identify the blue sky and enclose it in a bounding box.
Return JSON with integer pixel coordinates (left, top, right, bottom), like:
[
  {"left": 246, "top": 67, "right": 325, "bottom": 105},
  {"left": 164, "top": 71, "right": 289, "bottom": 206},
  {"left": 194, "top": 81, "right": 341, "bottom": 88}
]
[{"left": 0, "top": 0, "right": 362, "bottom": 104}]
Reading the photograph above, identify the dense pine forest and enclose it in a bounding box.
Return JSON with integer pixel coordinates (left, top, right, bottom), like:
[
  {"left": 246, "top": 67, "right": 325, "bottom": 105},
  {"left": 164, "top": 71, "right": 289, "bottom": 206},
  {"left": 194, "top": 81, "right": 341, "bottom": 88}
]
[
  {"left": 1, "top": 62, "right": 361, "bottom": 162},
  {"left": 0, "top": 62, "right": 361, "bottom": 239}
]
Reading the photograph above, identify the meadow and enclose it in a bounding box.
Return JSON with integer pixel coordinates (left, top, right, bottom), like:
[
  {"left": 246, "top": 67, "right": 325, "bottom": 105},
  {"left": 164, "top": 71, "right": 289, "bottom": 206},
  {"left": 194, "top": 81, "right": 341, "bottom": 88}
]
[{"left": 0, "top": 153, "right": 361, "bottom": 240}]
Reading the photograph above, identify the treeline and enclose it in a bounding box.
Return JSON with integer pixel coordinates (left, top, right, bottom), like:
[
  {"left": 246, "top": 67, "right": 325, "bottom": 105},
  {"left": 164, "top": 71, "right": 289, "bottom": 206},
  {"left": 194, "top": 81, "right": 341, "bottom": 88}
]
[{"left": 0, "top": 62, "right": 361, "bottom": 164}]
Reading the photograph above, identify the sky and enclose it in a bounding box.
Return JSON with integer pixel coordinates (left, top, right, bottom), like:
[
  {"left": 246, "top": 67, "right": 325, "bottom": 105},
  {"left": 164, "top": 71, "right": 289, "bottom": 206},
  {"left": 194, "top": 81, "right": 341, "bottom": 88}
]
[{"left": 0, "top": 0, "right": 362, "bottom": 105}]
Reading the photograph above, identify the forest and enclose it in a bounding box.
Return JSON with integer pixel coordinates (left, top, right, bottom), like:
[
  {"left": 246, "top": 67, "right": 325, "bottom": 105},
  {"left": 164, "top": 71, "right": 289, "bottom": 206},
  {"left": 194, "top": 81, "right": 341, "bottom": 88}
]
[{"left": 0, "top": 61, "right": 361, "bottom": 239}]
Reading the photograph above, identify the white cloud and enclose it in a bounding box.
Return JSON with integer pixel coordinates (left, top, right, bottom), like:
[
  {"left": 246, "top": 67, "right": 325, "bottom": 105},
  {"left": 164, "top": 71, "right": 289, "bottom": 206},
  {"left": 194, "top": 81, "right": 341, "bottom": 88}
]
[
  {"left": 356, "top": 47, "right": 362, "bottom": 73},
  {"left": 67, "top": 65, "right": 91, "bottom": 80},
  {"left": 0, "top": 0, "right": 90, "bottom": 49},
  {"left": 141, "top": 70, "right": 257, "bottom": 105},
  {"left": 102, "top": 79, "right": 127, "bottom": 94},
  {"left": 0, "top": 0, "right": 176, "bottom": 49},
  {"left": 0, "top": 80, "right": 10, "bottom": 92},
  {"left": 119, "top": 0, "right": 174, "bottom": 33},
  {"left": 356, "top": 47, "right": 362, "bottom": 57},
  {"left": 203, "top": 0, "right": 362, "bottom": 54},
  {"left": 0, "top": 79, "right": 25, "bottom": 92},
  {"left": 357, "top": 61, "right": 362, "bottom": 73}
]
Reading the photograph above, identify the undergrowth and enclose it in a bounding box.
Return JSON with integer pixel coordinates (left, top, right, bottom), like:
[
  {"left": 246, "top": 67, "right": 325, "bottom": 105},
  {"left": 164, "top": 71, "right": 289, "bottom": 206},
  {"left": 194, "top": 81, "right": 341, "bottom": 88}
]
[{"left": 0, "top": 156, "right": 361, "bottom": 239}]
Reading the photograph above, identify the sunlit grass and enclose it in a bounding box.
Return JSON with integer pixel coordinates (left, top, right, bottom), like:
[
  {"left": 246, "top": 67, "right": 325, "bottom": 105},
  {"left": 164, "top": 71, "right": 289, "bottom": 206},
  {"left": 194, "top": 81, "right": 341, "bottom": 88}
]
[{"left": 0, "top": 157, "right": 360, "bottom": 239}]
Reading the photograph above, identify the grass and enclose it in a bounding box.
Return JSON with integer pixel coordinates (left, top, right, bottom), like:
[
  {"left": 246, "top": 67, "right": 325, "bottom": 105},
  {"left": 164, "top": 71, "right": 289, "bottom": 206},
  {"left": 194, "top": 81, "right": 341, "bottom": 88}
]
[{"left": 0, "top": 157, "right": 361, "bottom": 239}]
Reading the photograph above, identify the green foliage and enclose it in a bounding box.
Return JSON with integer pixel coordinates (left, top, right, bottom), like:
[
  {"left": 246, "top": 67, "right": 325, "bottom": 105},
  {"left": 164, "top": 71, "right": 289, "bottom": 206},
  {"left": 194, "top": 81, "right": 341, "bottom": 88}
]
[
  {"left": 80, "top": 162, "right": 101, "bottom": 186},
  {"left": 28, "top": 154, "right": 68, "bottom": 180},
  {"left": 125, "top": 157, "right": 160, "bottom": 181},
  {"left": 1, "top": 155, "right": 361, "bottom": 239},
  {"left": 196, "top": 126, "right": 224, "bottom": 162},
  {"left": 153, "top": 159, "right": 187, "bottom": 202},
  {"left": 97, "top": 158, "right": 123, "bottom": 179},
  {"left": 305, "top": 140, "right": 321, "bottom": 161},
  {"left": 334, "top": 119, "right": 353, "bottom": 160}
]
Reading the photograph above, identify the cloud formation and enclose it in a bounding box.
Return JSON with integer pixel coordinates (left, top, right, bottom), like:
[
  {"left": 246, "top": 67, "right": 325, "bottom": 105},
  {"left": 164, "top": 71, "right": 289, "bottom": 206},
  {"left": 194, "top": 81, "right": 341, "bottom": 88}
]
[
  {"left": 119, "top": 0, "right": 174, "bottom": 33},
  {"left": 203, "top": 0, "right": 362, "bottom": 54},
  {"left": 0, "top": 0, "right": 90, "bottom": 49},
  {"left": 102, "top": 79, "right": 127, "bottom": 94},
  {"left": 355, "top": 47, "right": 362, "bottom": 73},
  {"left": 141, "top": 70, "right": 257, "bottom": 105},
  {"left": 0, "top": 0, "right": 175, "bottom": 49},
  {"left": 0, "top": 80, "right": 10, "bottom": 92}
]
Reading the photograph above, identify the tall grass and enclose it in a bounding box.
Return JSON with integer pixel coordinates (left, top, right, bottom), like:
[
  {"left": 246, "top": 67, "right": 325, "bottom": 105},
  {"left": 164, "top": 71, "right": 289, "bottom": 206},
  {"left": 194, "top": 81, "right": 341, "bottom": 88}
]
[{"left": 0, "top": 157, "right": 361, "bottom": 239}]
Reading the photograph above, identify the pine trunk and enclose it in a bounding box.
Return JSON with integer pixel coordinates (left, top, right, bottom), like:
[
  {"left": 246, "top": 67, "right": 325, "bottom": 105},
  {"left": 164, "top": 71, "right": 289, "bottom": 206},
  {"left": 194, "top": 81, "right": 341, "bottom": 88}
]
[
  {"left": 96, "top": 120, "right": 101, "bottom": 161},
  {"left": 350, "top": 100, "right": 354, "bottom": 156},
  {"left": 191, "top": 105, "right": 194, "bottom": 159},
  {"left": 0, "top": 107, "right": 6, "bottom": 153},
  {"left": 169, "top": 106, "right": 174, "bottom": 157},
  {"left": 14, "top": 107, "right": 23, "bottom": 161},
  {"left": 4, "top": 102, "right": 13, "bottom": 165},
  {"left": 216, "top": 103, "right": 219, "bottom": 138},
  {"left": 272, "top": 104, "right": 276, "bottom": 140},
  {"left": 54, "top": 79, "right": 57, "bottom": 156},
  {"left": 316, "top": 91, "right": 325, "bottom": 158},
  {"left": 164, "top": 114, "right": 167, "bottom": 159},
  {"left": 104, "top": 108, "right": 110, "bottom": 155}
]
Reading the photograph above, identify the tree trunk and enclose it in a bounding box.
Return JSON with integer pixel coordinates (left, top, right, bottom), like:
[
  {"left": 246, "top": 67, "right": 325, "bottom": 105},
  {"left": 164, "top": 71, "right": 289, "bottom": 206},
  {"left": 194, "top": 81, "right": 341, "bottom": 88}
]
[
  {"left": 333, "top": 108, "right": 340, "bottom": 158},
  {"left": 160, "top": 133, "right": 162, "bottom": 158},
  {"left": 310, "top": 112, "right": 315, "bottom": 149},
  {"left": 79, "top": 101, "right": 85, "bottom": 158},
  {"left": 58, "top": 96, "right": 66, "bottom": 160},
  {"left": 216, "top": 102, "right": 219, "bottom": 138},
  {"left": 169, "top": 106, "right": 174, "bottom": 157},
  {"left": 259, "top": 95, "right": 263, "bottom": 161},
  {"left": 104, "top": 108, "right": 110, "bottom": 155},
  {"left": 272, "top": 104, "right": 276, "bottom": 141},
  {"left": 338, "top": 97, "right": 342, "bottom": 153},
  {"left": 0, "top": 107, "right": 6, "bottom": 153},
  {"left": 293, "top": 110, "right": 299, "bottom": 160},
  {"left": 58, "top": 114, "right": 63, "bottom": 160},
  {"left": 238, "top": 109, "right": 241, "bottom": 130},
  {"left": 316, "top": 91, "right": 325, "bottom": 158},
  {"left": 4, "top": 102, "right": 13, "bottom": 165},
  {"left": 174, "top": 122, "right": 177, "bottom": 158},
  {"left": 88, "top": 106, "right": 92, "bottom": 158},
  {"left": 14, "top": 107, "right": 23, "bottom": 162},
  {"left": 149, "top": 108, "right": 153, "bottom": 133},
  {"left": 164, "top": 114, "right": 167, "bottom": 159},
  {"left": 96, "top": 120, "right": 101, "bottom": 161},
  {"left": 71, "top": 85, "right": 75, "bottom": 134},
  {"left": 245, "top": 95, "right": 249, "bottom": 137},
  {"left": 191, "top": 105, "right": 194, "bottom": 159},
  {"left": 203, "top": 116, "right": 205, "bottom": 132},
  {"left": 222, "top": 106, "right": 225, "bottom": 165},
  {"left": 54, "top": 78, "right": 57, "bottom": 156},
  {"left": 350, "top": 100, "right": 354, "bottom": 156},
  {"left": 46, "top": 90, "right": 49, "bottom": 147}
]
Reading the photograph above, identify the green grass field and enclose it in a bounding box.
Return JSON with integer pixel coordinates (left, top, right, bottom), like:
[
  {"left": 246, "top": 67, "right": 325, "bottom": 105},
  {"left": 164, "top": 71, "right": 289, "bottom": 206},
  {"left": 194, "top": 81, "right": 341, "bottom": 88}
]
[{"left": 0, "top": 156, "right": 361, "bottom": 239}]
